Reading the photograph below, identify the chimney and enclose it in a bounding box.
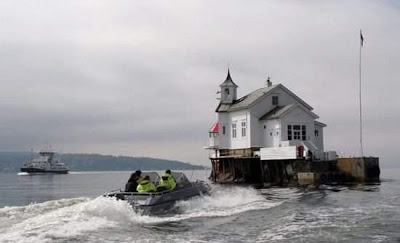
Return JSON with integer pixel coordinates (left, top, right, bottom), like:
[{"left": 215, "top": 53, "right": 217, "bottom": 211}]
[{"left": 267, "top": 77, "right": 272, "bottom": 87}]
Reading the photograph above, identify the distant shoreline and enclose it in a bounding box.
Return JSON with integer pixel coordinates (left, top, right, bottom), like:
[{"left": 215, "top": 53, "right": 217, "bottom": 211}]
[
  {"left": 5, "top": 169, "right": 210, "bottom": 175},
  {"left": 0, "top": 152, "right": 208, "bottom": 173}
]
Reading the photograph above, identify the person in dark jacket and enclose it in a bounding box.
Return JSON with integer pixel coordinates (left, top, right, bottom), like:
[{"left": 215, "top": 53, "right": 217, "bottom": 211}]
[{"left": 125, "top": 170, "right": 142, "bottom": 192}]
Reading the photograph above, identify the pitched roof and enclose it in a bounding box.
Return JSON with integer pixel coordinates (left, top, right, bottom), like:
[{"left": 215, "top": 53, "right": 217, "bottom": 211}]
[
  {"left": 259, "top": 104, "right": 296, "bottom": 120},
  {"left": 209, "top": 122, "right": 219, "bottom": 133},
  {"left": 216, "top": 84, "right": 277, "bottom": 112},
  {"left": 259, "top": 104, "right": 319, "bottom": 120},
  {"left": 216, "top": 83, "right": 313, "bottom": 113}
]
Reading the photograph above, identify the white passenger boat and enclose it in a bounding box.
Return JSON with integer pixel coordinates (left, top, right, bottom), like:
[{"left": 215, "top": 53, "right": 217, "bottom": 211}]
[{"left": 20, "top": 151, "right": 69, "bottom": 174}]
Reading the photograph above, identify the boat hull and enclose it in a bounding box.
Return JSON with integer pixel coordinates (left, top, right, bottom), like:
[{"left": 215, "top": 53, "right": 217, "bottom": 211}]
[
  {"left": 106, "top": 181, "right": 211, "bottom": 215},
  {"left": 20, "top": 168, "right": 69, "bottom": 174}
]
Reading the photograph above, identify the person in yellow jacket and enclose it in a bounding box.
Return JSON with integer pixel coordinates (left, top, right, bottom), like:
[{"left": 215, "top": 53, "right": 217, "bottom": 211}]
[
  {"left": 159, "top": 170, "right": 176, "bottom": 190},
  {"left": 136, "top": 175, "right": 156, "bottom": 193}
]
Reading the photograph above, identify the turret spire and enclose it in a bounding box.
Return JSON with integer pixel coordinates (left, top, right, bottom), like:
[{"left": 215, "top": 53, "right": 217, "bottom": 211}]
[
  {"left": 220, "top": 69, "right": 238, "bottom": 87},
  {"left": 219, "top": 69, "right": 238, "bottom": 104},
  {"left": 226, "top": 69, "right": 232, "bottom": 82}
]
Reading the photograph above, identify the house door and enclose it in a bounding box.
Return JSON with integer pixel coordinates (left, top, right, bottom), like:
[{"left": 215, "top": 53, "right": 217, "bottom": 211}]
[
  {"left": 272, "top": 128, "right": 280, "bottom": 147},
  {"left": 264, "top": 123, "right": 281, "bottom": 147},
  {"left": 265, "top": 128, "right": 280, "bottom": 147},
  {"left": 265, "top": 128, "right": 274, "bottom": 147}
]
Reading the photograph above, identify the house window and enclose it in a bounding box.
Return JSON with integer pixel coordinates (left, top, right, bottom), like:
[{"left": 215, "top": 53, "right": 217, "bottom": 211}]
[
  {"left": 241, "top": 120, "right": 247, "bottom": 137},
  {"left": 302, "top": 125, "right": 306, "bottom": 140},
  {"left": 210, "top": 133, "right": 218, "bottom": 138},
  {"left": 232, "top": 123, "right": 237, "bottom": 138},
  {"left": 288, "top": 124, "right": 306, "bottom": 141},
  {"left": 315, "top": 129, "right": 319, "bottom": 137},
  {"left": 293, "top": 125, "right": 301, "bottom": 140},
  {"left": 223, "top": 126, "right": 226, "bottom": 135},
  {"left": 272, "top": 96, "right": 279, "bottom": 106}
]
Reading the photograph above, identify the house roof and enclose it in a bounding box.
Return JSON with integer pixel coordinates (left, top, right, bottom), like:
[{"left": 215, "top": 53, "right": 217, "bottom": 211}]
[
  {"left": 259, "top": 104, "right": 296, "bottom": 120},
  {"left": 217, "top": 85, "right": 278, "bottom": 112},
  {"left": 216, "top": 83, "right": 313, "bottom": 112},
  {"left": 209, "top": 122, "right": 219, "bottom": 133},
  {"left": 259, "top": 104, "right": 319, "bottom": 120}
]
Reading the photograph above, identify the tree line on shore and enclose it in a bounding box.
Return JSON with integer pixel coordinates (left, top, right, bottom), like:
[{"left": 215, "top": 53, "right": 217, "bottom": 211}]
[{"left": 0, "top": 152, "right": 207, "bottom": 172}]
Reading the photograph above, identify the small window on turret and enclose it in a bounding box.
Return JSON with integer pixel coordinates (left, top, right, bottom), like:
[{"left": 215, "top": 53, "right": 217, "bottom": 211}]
[
  {"left": 223, "top": 126, "right": 226, "bottom": 135},
  {"left": 272, "top": 96, "right": 279, "bottom": 106}
]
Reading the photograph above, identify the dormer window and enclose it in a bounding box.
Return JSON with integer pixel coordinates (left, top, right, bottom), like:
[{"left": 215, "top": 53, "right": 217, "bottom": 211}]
[{"left": 272, "top": 96, "right": 279, "bottom": 106}]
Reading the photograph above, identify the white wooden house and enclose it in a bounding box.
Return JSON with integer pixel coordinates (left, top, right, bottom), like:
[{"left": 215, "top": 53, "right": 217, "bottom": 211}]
[{"left": 207, "top": 71, "right": 333, "bottom": 161}]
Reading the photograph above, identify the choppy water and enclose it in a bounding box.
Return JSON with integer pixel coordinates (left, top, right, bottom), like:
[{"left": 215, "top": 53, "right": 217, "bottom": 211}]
[{"left": 0, "top": 169, "right": 399, "bottom": 242}]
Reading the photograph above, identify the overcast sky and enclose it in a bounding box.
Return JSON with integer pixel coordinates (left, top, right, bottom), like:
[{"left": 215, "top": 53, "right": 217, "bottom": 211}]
[{"left": 1, "top": 0, "right": 399, "bottom": 167}]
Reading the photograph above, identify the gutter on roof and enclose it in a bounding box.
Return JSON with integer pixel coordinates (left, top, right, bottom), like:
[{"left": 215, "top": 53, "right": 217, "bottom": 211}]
[{"left": 314, "top": 120, "right": 327, "bottom": 127}]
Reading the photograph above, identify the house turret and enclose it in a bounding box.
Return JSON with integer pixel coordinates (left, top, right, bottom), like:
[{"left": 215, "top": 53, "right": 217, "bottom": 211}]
[{"left": 220, "top": 70, "right": 238, "bottom": 104}]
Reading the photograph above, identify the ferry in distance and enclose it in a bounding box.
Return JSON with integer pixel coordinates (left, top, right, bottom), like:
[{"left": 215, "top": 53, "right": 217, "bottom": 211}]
[{"left": 20, "top": 151, "right": 69, "bottom": 174}]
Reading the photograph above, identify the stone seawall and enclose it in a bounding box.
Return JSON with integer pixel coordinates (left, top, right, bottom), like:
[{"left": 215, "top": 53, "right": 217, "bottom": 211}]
[{"left": 210, "top": 157, "right": 380, "bottom": 187}]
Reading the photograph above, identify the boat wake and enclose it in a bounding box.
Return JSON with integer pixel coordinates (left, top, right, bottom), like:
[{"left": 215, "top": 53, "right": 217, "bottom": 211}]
[
  {"left": 0, "top": 186, "right": 283, "bottom": 242},
  {"left": 17, "top": 172, "right": 29, "bottom": 176}
]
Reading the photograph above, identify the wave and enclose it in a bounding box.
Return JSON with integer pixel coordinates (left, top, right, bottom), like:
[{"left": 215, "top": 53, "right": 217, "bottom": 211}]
[
  {"left": 0, "top": 186, "right": 283, "bottom": 242},
  {"left": 174, "top": 185, "right": 281, "bottom": 219},
  {"left": 0, "top": 197, "right": 123, "bottom": 242}
]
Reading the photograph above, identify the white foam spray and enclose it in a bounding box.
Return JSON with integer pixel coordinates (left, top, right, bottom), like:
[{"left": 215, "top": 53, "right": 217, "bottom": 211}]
[
  {"left": 17, "top": 172, "right": 29, "bottom": 176},
  {"left": 0, "top": 186, "right": 282, "bottom": 242}
]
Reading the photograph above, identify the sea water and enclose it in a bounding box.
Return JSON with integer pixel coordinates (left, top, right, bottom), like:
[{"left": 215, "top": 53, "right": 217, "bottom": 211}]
[{"left": 0, "top": 169, "right": 399, "bottom": 242}]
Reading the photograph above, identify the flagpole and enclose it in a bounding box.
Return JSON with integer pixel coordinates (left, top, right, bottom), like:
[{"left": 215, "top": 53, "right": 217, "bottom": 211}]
[{"left": 359, "top": 30, "right": 364, "bottom": 158}]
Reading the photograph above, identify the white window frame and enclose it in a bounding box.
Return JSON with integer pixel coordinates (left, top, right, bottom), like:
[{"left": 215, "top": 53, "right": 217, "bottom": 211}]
[
  {"left": 241, "top": 120, "right": 247, "bottom": 137},
  {"left": 287, "top": 124, "right": 307, "bottom": 141},
  {"left": 232, "top": 122, "right": 237, "bottom": 138}
]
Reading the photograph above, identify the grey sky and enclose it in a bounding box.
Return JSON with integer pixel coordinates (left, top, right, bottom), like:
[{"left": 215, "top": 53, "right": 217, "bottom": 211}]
[{"left": 1, "top": 1, "right": 399, "bottom": 167}]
